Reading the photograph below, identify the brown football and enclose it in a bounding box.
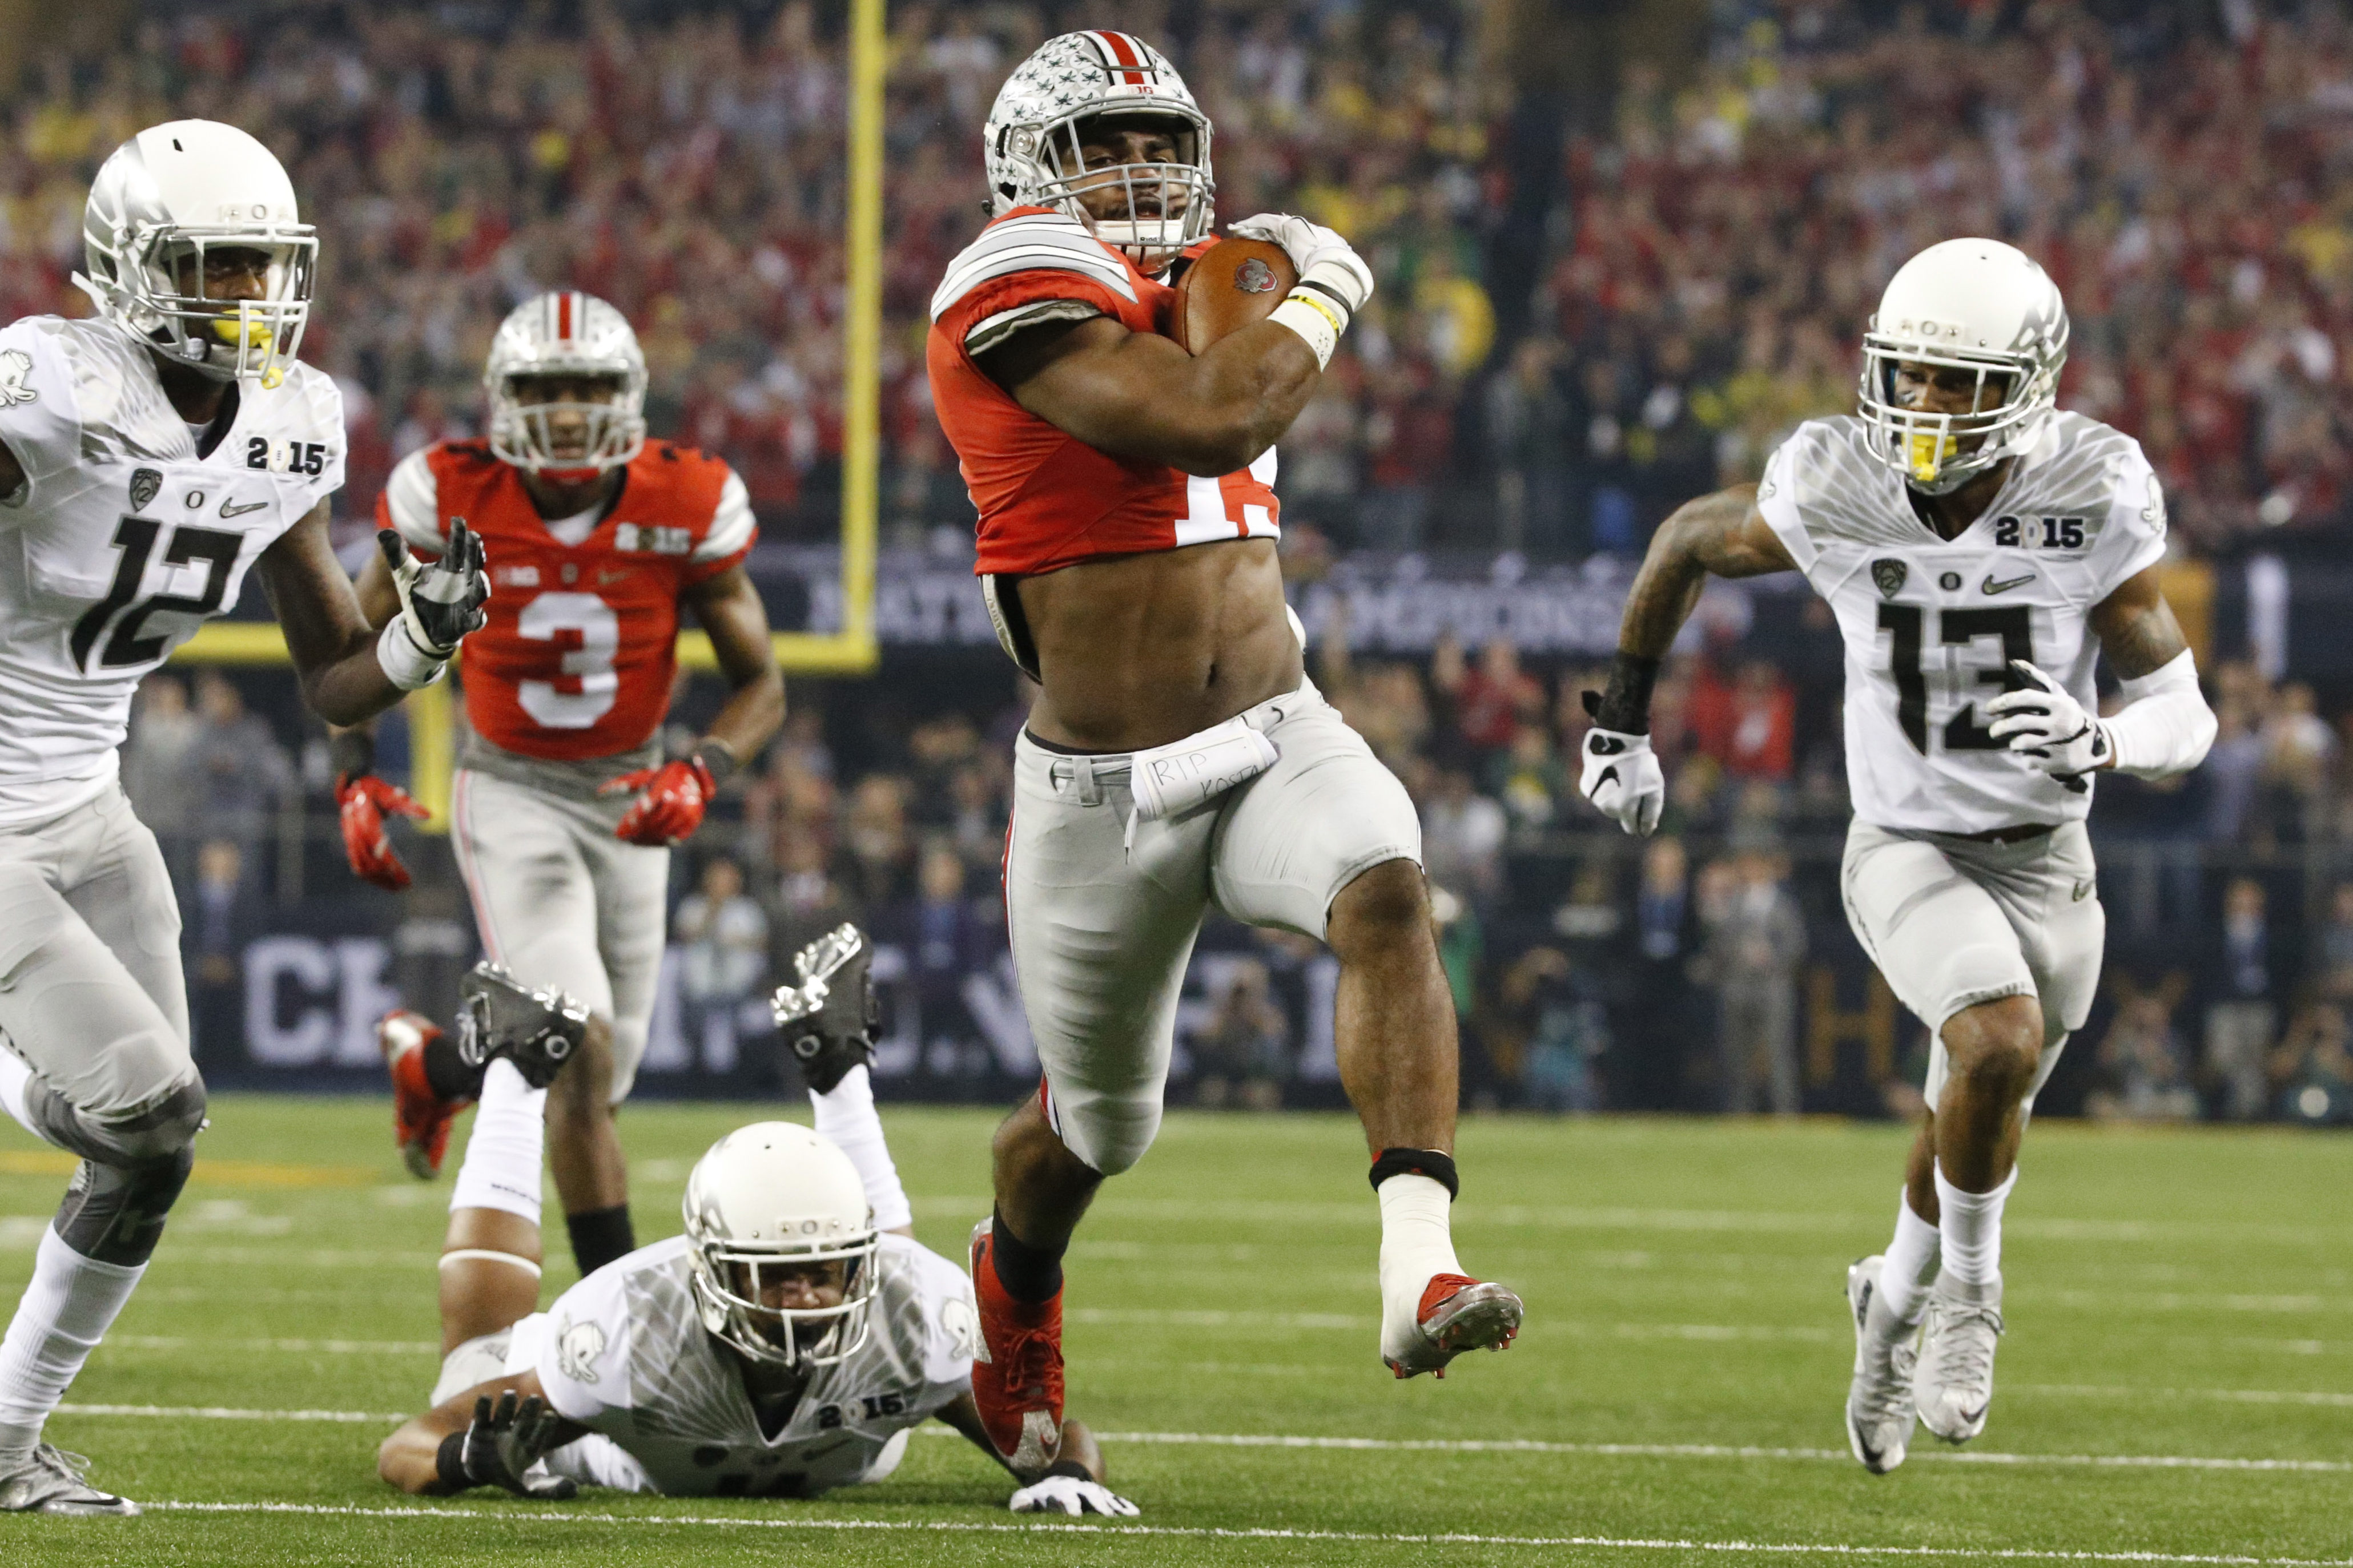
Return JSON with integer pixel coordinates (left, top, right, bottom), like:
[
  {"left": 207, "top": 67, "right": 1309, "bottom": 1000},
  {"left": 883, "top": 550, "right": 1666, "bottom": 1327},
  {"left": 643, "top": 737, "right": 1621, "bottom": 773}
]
[{"left": 1172, "top": 236, "right": 1298, "bottom": 352}]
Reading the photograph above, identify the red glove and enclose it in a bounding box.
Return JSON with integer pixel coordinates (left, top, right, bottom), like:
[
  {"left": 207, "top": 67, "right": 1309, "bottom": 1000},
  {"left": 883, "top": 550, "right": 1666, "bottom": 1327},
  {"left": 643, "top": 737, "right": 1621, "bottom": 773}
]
[
  {"left": 601, "top": 757, "right": 717, "bottom": 846},
  {"left": 337, "top": 773, "right": 429, "bottom": 890}
]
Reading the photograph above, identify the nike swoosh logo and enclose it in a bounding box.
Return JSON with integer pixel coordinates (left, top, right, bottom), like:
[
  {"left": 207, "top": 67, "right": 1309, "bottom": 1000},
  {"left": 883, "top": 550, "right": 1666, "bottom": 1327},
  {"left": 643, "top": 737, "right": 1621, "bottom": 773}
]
[
  {"left": 219, "top": 499, "right": 268, "bottom": 518},
  {"left": 1981, "top": 573, "right": 2035, "bottom": 595}
]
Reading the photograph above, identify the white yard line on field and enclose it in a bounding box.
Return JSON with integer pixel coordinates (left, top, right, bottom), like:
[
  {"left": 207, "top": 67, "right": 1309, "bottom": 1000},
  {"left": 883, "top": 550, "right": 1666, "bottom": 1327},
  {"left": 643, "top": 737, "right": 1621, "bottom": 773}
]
[
  {"left": 106, "top": 1335, "right": 439, "bottom": 1355},
  {"left": 2012, "top": 1385, "right": 2353, "bottom": 1408},
  {"left": 60, "top": 1405, "right": 2351, "bottom": 1473},
  {"left": 135, "top": 1500, "right": 2353, "bottom": 1563}
]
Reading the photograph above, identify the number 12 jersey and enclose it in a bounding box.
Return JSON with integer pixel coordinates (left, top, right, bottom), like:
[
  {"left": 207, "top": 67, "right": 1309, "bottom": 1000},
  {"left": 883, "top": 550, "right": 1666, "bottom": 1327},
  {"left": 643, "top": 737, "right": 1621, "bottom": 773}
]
[
  {"left": 1757, "top": 411, "right": 2167, "bottom": 834},
  {"left": 0, "top": 315, "right": 344, "bottom": 828}
]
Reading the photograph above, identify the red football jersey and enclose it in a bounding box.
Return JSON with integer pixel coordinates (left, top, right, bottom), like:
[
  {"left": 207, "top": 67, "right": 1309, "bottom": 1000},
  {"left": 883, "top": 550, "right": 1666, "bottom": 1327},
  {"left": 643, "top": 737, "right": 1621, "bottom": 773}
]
[
  {"left": 377, "top": 441, "right": 755, "bottom": 761},
  {"left": 927, "top": 207, "right": 1281, "bottom": 578}
]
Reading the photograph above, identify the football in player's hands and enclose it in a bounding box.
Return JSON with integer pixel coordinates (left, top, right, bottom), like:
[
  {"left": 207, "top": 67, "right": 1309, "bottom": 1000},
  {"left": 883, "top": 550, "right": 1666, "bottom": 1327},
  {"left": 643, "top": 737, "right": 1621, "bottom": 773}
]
[
  {"left": 1008, "top": 1474, "right": 1139, "bottom": 1517},
  {"left": 1171, "top": 236, "right": 1297, "bottom": 352},
  {"left": 336, "top": 773, "right": 428, "bottom": 890},
  {"left": 1226, "top": 214, "right": 1375, "bottom": 316}
]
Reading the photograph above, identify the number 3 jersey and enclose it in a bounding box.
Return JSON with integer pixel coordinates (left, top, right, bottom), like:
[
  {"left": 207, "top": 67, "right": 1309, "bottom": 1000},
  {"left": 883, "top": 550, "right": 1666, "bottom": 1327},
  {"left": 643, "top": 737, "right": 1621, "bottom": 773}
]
[
  {"left": 524, "top": 1233, "right": 979, "bottom": 1497},
  {"left": 377, "top": 440, "right": 754, "bottom": 767},
  {"left": 0, "top": 315, "right": 343, "bottom": 828},
  {"left": 1758, "top": 411, "right": 2167, "bottom": 835}
]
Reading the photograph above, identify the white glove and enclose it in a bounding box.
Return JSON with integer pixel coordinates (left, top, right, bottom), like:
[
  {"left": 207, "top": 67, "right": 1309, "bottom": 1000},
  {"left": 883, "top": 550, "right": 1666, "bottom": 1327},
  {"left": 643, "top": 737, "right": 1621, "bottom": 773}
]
[
  {"left": 1008, "top": 1474, "right": 1139, "bottom": 1517},
  {"left": 1986, "top": 659, "right": 2110, "bottom": 787},
  {"left": 1579, "top": 725, "right": 1666, "bottom": 837},
  {"left": 1226, "top": 213, "right": 1374, "bottom": 316}
]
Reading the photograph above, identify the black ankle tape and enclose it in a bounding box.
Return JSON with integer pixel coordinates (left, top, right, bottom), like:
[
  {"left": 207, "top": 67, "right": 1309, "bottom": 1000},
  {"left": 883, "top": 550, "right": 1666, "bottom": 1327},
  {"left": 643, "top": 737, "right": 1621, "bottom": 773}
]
[
  {"left": 990, "top": 1207, "right": 1067, "bottom": 1303},
  {"left": 421, "top": 1032, "right": 483, "bottom": 1102},
  {"left": 1369, "top": 1148, "right": 1458, "bottom": 1200},
  {"left": 566, "top": 1205, "right": 635, "bottom": 1276}
]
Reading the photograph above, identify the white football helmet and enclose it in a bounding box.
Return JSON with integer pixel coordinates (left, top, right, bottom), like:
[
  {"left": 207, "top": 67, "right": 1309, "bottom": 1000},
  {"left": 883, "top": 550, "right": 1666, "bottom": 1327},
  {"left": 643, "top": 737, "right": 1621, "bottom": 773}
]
[
  {"left": 1857, "top": 238, "right": 2069, "bottom": 494},
  {"left": 983, "top": 30, "right": 1213, "bottom": 272},
  {"left": 682, "top": 1122, "right": 880, "bottom": 1369},
  {"left": 483, "top": 291, "right": 648, "bottom": 473},
  {"left": 77, "top": 120, "right": 316, "bottom": 388}
]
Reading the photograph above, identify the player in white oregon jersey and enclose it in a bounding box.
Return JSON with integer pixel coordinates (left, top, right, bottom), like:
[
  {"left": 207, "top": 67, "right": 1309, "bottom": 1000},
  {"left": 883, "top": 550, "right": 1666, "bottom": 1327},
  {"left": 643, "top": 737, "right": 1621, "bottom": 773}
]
[
  {"left": 1575, "top": 239, "right": 2216, "bottom": 1473},
  {"left": 376, "top": 930, "right": 1131, "bottom": 1515},
  {"left": 0, "top": 119, "right": 488, "bottom": 1516}
]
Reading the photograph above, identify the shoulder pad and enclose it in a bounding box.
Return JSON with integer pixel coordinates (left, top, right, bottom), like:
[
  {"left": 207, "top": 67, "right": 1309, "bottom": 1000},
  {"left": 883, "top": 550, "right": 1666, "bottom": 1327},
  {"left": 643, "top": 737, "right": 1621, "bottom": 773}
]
[{"left": 932, "top": 212, "right": 1138, "bottom": 321}]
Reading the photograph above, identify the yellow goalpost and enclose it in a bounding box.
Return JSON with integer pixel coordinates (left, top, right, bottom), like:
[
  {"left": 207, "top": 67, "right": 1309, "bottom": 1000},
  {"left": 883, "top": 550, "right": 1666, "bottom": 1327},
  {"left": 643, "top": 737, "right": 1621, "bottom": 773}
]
[{"left": 169, "top": 0, "right": 888, "bottom": 828}]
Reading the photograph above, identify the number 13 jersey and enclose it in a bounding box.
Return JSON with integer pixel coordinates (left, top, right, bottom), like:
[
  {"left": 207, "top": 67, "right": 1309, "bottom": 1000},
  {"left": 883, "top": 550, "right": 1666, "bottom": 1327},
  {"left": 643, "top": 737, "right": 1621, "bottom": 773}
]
[
  {"left": 378, "top": 440, "right": 754, "bottom": 763},
  {"left": 1758, "top": 411, "right": 2167, "bottom": 835},
  {"left": 0, "top": 315, "right": 343, "bottom": 828}
]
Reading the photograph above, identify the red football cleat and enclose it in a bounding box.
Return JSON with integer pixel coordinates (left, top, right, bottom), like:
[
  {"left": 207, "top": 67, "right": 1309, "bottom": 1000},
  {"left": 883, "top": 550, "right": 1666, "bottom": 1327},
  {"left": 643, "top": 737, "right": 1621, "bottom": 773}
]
[
  {"left": 968, "top": 1219, "right": 1065, "bottom": 1475},
  {"left": 379, "top": 1010, "right": 470, "bottom": 1180},
  {"left": 1384, "top": 1273, "right": 1523, "bottom": 1380}
]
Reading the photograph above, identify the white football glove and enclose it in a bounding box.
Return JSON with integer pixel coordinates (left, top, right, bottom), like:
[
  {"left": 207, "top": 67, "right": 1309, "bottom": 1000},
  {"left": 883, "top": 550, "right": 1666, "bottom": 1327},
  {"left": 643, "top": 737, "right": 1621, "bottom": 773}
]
[
  {"left": 1986, "top": 659, "right": 2110, "bottom": 789},
  {"left": 1226, "top": 213, "right": 1375, "bottom": 317},
  {"left": 1579, "top": 725, "right": 1666, "bottom": 837},
  {"left": 1009, "top": 1475, "right": 1140, "bottom": 1517},
  {"left": 375, "top": 519, "right": 491, "bottom": 690}
]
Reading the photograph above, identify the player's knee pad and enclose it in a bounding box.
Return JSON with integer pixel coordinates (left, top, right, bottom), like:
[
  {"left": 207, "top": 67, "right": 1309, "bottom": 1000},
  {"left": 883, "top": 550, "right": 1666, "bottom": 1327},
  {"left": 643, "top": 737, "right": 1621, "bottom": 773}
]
[
  {"left": 1053, "top": 1093, "right": 1158, "bottom": 1178},
  {"left": 25, "top": 1068, "right": 206, "bottom": 1166},
  {"left": 52, "top": 1139, "right": 196, "bottom": 1266}
]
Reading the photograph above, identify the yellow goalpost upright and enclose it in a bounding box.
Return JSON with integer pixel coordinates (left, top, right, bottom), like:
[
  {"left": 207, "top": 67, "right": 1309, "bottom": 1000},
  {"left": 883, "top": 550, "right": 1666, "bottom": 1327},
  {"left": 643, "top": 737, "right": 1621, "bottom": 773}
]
[{"left": 168, "top": 0, "right": 888, "bottom": 829}]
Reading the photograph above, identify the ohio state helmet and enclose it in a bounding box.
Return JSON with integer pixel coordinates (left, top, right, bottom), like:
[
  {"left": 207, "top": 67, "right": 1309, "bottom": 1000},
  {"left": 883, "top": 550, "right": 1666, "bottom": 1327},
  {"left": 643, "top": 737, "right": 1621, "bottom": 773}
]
[
  {"left": 77, "top": 120, "right": 316, "bottom": 388},
  {"left": 982, "top": 30, "right": 1214, "bottom": 272},
  {"left": 482, "top": 291, "right": 648, "bottom": 472},
  {"left": 682, "top": 1122, "right": 880, "bottom": 1369},
  {"left": 1857, "top": 239, "right": 2069, "bottom": 495}
]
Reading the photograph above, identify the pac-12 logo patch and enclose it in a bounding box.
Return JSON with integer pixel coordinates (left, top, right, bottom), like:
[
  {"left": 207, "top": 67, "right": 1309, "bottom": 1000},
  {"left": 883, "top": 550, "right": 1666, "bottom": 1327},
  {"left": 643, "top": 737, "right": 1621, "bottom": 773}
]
[
  {"left": 130, "top": 468, "right": 163, "bottom": 512},
  {"left": 1234, "top": 257, "right": 1279, "bottom": 294},
  {"left": 1871, "top": 558, "right": 1908, "bottom": 599},
  {"left": 0, "top": 348, "right": 35, "bottom": 406}
]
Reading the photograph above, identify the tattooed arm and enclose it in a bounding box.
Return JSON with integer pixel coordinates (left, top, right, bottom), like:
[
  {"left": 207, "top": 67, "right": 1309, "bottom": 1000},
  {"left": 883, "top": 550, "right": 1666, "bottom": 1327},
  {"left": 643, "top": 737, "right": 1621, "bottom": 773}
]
[
  {"left": 1590, "top": 485, "right": 1797, "bottom": 731},
  {"left": 1576, "top": 485, "right": 1797, "bottom": 836},
  {"left": 2086, "top": 566, "right": 2190, "bottom": 679}
]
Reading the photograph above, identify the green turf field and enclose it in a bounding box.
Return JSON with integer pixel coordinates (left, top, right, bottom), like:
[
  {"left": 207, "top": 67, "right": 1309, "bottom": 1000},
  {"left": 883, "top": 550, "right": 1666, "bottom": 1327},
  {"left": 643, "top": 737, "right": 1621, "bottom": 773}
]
[{"left": 0, "top": 1098, "right": 2344, "bottom": 1566}]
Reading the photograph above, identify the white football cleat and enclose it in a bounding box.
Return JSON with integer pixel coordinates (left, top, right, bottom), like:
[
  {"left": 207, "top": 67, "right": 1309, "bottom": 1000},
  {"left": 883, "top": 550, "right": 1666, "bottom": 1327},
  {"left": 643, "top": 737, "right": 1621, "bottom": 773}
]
[
  {"left": 1843, "top": 1256, "right": 1920, "bottom": 1474},
  {"left": 1913, "top": 1272, "right": 2004, "bottom": 1444},
  {"left": 1381, "top": 1273, "right": 1523, "bottom": 1380},
  {"left": 0, "top": 1445, "right": 138, "bottom": 1515}
]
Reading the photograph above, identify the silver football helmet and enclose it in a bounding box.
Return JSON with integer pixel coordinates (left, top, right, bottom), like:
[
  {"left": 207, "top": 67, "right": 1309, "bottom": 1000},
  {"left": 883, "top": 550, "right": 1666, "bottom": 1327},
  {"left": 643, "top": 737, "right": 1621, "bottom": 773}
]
[
  {"left": 983, "top": 30, "right": 1213, "bottom": 272},
  {"left": 483, "top": 291, "right": 647, "bottom": 473},
  {"left": 682, "top": 1122, "right": 880, "bottom": 1369},
  {"left": 77, "top": 119, "right": 316, "bottom": 388},
  {"left": 1857, "top": 238, "right": 2069, "bottom": 494}
]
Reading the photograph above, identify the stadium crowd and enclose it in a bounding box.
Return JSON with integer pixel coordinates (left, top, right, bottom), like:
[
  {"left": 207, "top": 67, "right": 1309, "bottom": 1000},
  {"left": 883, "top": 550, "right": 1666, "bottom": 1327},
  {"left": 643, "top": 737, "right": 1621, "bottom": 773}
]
[{"left": 17, "top": 0, "right": 2353, "bottom": 1123}]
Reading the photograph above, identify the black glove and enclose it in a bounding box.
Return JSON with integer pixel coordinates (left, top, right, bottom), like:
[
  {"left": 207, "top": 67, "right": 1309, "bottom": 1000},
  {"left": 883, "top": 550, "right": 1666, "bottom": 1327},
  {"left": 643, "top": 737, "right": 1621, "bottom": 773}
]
[
  {"left": 771, "top": 924, "right": 878, "bottom": 1094},
  {"left": 380, "top": 517, "right": 490, "bottom": 655},
  {"left": 436, "top": 1392, "right": 576, "bottom": 1499}
]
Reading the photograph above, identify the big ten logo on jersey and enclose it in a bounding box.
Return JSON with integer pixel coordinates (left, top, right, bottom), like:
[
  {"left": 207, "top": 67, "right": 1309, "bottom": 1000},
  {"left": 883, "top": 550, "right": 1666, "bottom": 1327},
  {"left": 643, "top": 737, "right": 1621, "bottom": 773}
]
[
  {"left": 244, "top": 434, "right": 331, "bottom": 477},
  {"left": 1993, "top": 514, "right": 2086, "bottom": 549},
  {"left": 616, "top": 522, "right": 692, "bottom": 555}
]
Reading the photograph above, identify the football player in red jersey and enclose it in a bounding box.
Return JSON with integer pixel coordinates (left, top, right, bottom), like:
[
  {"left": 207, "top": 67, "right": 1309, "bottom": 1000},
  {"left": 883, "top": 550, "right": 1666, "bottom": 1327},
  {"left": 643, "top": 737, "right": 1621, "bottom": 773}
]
[
  {"left": 929, "top": 32, "right": 1522, "bottom": 1480},
  {"left": 333, "top": 292, "right": 783, "bottom": 1283}
]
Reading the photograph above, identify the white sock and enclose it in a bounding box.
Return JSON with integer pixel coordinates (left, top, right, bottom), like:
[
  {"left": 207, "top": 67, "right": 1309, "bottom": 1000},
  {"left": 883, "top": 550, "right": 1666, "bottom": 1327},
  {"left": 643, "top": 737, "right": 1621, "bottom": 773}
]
[
  {"left": 1877, "top": 1187, "right": 1941, "bottom": 1325},
  {"left": 448, "top": 1059, "right": 548, "bottom": 1225},
  {"left": 1933, "top": 1160, "right": 2016, "bottom": 1289},
  {"left": 0, "top": 1227, "right": 146, "bottom": 1458},
  {"left": 1376, "top": 1174, "right": 1463, "bottom": 1348},
  {"left": 809, "top": 1065, "right": 912, "bottom": 1232},
  {"left": 0, "top": 1049, "right": 39, "bottom": 1143}
]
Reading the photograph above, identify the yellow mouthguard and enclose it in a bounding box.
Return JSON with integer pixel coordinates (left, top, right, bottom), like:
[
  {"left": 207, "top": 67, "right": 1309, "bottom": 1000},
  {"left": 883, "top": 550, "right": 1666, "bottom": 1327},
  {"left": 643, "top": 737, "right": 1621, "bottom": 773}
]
[
  {"left": 207, "top": 316, "right": 275, "bottom": 352},
  {"left": 1907, "top": 430, "right": 1957, "bottom": 483}
]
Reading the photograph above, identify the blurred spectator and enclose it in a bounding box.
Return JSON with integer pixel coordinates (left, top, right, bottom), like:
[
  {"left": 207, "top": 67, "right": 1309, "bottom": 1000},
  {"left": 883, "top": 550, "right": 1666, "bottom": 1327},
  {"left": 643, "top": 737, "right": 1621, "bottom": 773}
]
[
  {"left": 1420, "top": 768, "right": 1507, "bottom": 904},
  {"left": 122, "top": 675, "right": 203, "bottom": 873},
  {"left": 674, "top": 857, "right": 770, "bottom": 1074},
  {"left": 187, "top": 671, "right": 293, "bottom": 860},
  {"left": 1490, "top": 725, "right": 1566, "bottom": 831},
  {"left": 1193, "top": 958, "right": 1290, "bottom": 1112},
  {"left": 2088, "top": 977, "right": 2201, "bottom": 1123},
  {"left": 1505, "top": 947, "right": 1608, "bottom": 1113},
  {"left": 186, "top": 838, "right": 259, "bottom": 1067},
  {"left": 2202, "top": 877, "right": 2281, "bottom": 1121},
  {"left": 2269, "top": 1001, "right": 2353, "bottom": 1126},
  {"left": 1692, "top": 660, "right": 1797, "bottom": 783},
  {"left": 1450, "top": 640, "right": 1543, "bottom": 760},
  {"left": 1699, "top": 847, "right": 1806, "bottom": 1116}
]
